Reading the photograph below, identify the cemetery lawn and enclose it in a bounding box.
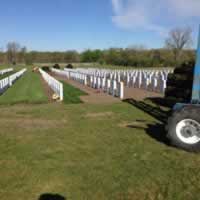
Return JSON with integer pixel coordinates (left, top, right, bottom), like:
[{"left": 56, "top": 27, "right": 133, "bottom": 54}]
[
  {"left": 1, "top": 101, "right": 200, "bottom": 200},
  {"left": 0, "top": 70, "right": 18, "bottom": 80},
  {"left": 0, "top": 70, "right": 48, "bottom": 104},
  {"left": 62, "top": 81, "right": 87, "bottom": 104}
]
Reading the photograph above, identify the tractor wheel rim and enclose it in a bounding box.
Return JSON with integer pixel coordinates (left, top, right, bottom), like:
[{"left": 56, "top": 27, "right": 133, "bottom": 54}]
[{"left": 176, "top": 119, "right": 200, "bottom": 144}]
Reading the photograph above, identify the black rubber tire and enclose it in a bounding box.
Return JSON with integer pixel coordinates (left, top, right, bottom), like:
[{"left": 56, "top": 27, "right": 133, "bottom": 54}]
[{"left": 166, "top": 106, "right": 200, "bottom": 152}]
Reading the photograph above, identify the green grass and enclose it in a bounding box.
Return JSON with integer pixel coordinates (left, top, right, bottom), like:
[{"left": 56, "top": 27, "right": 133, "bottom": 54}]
[
  {"left": 0, "top": 65, "right": 197, "bottom": 199},
  {"left": 61, "top": 81, "right": 87, "bottom": 104},
  {"left": 0, "top": 70, "right": 48, "bottom": 104},
  {"left": 0, "top": 71, "right": 17, "bottom": 80},
  {"left": 0, "top": 65, "right": 28, "bottom": 70},
  {"left": 0, "top": 100, "right": 200, "bottom": 200}
]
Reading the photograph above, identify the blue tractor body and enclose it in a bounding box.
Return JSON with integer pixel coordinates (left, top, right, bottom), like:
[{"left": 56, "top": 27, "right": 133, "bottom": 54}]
[
  {"left": 167, "top": 28, "right": 200, "bottom": 152},
  {"left": 192, "top": 27, "right": 200, "bottom": 103},
  {"left": 173, "top": 28, "right": 200, "bottom": 111}
]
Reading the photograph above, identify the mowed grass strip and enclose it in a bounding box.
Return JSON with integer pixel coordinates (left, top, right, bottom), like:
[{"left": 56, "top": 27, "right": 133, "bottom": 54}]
[
  {"left": 0, "top": 70, "right": 48, "bottom": 104},
  {"left": 61, "top": 81, "right": 87, "bottom": 104},
  {"left": 0, "top": 70, "right": 17, "bottom": 80}
]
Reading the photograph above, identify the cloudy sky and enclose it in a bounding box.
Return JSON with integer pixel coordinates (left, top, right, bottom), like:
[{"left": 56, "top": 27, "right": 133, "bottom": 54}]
[{"left": 0, "top": 0, "right": 199, "bottom": 51}]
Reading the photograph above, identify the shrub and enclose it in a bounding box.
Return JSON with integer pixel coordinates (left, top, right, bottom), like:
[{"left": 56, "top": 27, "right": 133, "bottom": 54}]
[
  {"left": 25, "top": 54, "right": 33, "bottom": 65},
  {"left": 53, "top": 64, "right": 60, "bottom": 69},
  {"left": 65, "top": 64, "right": 73, "bottom": 69},
  {"left": 99, "top": 59, "right": 105, "bottom": 65},
  {"left": 25, "top": 58, "right": 33, "bottom": 65},
  {"left": 41, "top": 66, "right": 50, "bottom": 72}
]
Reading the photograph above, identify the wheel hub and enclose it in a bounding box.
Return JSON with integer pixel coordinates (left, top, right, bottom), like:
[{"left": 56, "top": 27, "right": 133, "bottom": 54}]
[{"left": 176, "top": 119, "right": 200, "bottom": 144}]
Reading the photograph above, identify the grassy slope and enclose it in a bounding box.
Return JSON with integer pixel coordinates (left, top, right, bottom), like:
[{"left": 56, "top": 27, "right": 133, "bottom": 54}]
[
  {"left": 0, "top": 101, "right": 200, "bottom": 200},
  {"left": 62, "top": 81, "right": 87, "bottom": 104},
  {"left": 0, "top": 70, "right": 48, "bottom": 104}
]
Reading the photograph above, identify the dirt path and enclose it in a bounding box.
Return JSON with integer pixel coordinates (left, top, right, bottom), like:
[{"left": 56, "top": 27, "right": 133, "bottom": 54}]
[
  {"left": 124, "top": 87, "right": 163, "bottom": 101},
  {"left": 52, "top": 74, "right": 121, "bottom": 104},
  {"left": 40, "top": 74, "right": 54, "bottom": 103},
  {"left": 52, "top": 73, "right": 163, "bottom": 104}
]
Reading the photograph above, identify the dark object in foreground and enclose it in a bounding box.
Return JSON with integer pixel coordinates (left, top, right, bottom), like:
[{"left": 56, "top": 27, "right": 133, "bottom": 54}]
[
  {"left": 166, "top": 27, "right": 200, "bottom": 152},
  {"left": 167, "top": 105, "right": 200, "bottom": 152},
  {"left": 165, "top": 60, "right": 194, "bottom": 103}
]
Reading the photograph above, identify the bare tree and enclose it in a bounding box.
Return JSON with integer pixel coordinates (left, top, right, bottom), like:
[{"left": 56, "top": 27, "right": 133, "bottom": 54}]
[
  {"left": 165, "top": 27, "right": 192, "bottom": 66},
  {"left": 18, "top": 46, "right": 27, "bottom": 63},
  {"left": 6, "top": 42, "right": 20, "bottom": 65}
]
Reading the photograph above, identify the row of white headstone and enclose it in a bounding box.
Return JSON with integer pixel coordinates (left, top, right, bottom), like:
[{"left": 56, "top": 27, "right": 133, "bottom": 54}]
[
  {"left": 51, "top": 68, "right": 124, "bottom": 99},
  {"left": 0, "top": 68, "right": 27, "bottom": 94},
  {"left": 0, "top": 68, "right": 13, "bottom": 75},
  {"left": 39, "top": 68, "right": 63, "bottom": 101},
  {"left": 65, "top": 68, "right": 173, "bottom": 93}
]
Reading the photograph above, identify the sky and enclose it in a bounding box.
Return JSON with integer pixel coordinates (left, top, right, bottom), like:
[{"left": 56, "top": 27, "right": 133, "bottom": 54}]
[{"left": 0, "top": 0, "right": 200, "bottom": 51}]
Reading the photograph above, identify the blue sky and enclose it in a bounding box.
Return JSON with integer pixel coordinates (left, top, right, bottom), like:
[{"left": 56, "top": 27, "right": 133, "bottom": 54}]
[{"left": 0, "top": 0, "right": 200, "bottom": 51}]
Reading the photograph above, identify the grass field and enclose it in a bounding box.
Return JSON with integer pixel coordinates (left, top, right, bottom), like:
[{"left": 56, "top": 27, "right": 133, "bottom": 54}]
[
  {"left": 0, "top": 66, "right": 21, "bottom": 80},
  {"left": 0, "top": 65, "right": 27, "bottom": 70},
  {"left": 62, "top": 81, "right": 87, "bottom": 104},
  {"left": 0, "top": 70, "right": 48, "bottom": 104},
  {"left": 0, "top": 100, "right": 200, "bottom": 200},
  {"left": 0, "top": 70, "right": 18, "bottom": 80},
  {"left": 0, "top": 65, "right": 198, "bottom": 200},
  {"left": 0, "top": 66, "right": 87, "bottom": 105}
]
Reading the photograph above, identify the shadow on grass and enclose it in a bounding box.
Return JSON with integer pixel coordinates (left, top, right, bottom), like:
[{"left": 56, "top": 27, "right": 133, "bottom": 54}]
[
  {"left": 38, "top": 193, "right": 66, "bottom": 200},
  {"left": 123, "top": 98, "right": 170, "bottom": 123},
  {"left": 146, "top": 123, "right": 170, "bottom": 145},
  {"left": 126, "top": 122, "right": 170, "bottom": 146},
  {"left": 146, "top": 97, "right": 177, "bottom": 108},
  {"left": 124, "top": 98, "right": 171, "bottom": 146}
]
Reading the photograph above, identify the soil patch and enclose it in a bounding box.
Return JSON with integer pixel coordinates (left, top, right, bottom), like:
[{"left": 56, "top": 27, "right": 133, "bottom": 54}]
[
  {"left": 86, "top": 112, "right": 114, "bottom": 118},
  {"left": 124, "top": 87, "right": 163, "bottom": 101},
  {"left": 52, "top": 74, "right": 120, "bottom": 104},
  {"left": 119, "top": 120, "right": 150, "bottom": 129},
  {"left": 40, "top": 74, "right": 55, "bottom": 103}
]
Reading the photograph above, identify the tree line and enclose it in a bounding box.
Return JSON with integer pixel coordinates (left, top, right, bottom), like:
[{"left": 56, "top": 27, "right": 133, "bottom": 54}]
[{"left": 0, "top": 27, "right": 195, "bottom": 68}]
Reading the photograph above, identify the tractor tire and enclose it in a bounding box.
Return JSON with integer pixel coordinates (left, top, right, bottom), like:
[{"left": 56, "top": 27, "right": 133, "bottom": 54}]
[{"left": 166, "top": 106, "right": 200, "bottom": 152}]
